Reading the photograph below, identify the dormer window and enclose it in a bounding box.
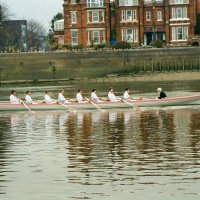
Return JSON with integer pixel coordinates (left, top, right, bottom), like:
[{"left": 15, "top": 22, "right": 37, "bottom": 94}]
[
  {"left": 71, "top": 0, "right": 76, "bottom": 4},
  {"left": 175, "top": 0, "right": 183, "bottom": 3},
  {"left": 87, "top": 0, "right": 103, "bottom": 8},
  {"left": 119, "top": 0, "right": 138, "bottom": 6}
]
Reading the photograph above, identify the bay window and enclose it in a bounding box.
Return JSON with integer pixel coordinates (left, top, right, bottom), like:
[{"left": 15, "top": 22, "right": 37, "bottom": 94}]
[
  {"left": 122, "top": 29, "right": 138, "bottom": 42},
  {"left": 171, "top": 26, "right": 188, "bottom": 41}
]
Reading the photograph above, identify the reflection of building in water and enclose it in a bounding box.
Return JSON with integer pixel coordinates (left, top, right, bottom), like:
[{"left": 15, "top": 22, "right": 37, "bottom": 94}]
[
  {"left": 77, "top": 112, "right": 84, "bottom": 126},
  {"left": 24, "top": 113, "right": 35, "bottom": 131},
  {"left": 59, "top": 112, "right": 69, "bottom": 132},
  {"left": 189, "top": 111, "right": 200, "bottom": 149},
  {"left": 109, "top": 112, "right": 117, "bottom": 123},
  {"left": 45, "top": 114, "right": 54, "bottom": 130},
  {"left": 10, "top": 114, "right": 21, "bottom": 132},
  {"left": 173, "top": 110, "right": 191, "bottom": 153},
  {"left": 91, "top": 111, "right": 102, "bottom": 124}
]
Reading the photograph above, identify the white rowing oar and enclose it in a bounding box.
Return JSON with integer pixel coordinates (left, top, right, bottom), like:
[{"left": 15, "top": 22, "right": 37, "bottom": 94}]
[
  {"left": 20, "top": 100, "right": 33, "bottom": 112},
  {"left": 57, "top": 101, "right": 75, "bottom": 112},
  {"left": 117, "top": 98, "right": 141, "bottom": 111},
  {"left": 86, "top": 98, "right": 102, "bottom": 111}
]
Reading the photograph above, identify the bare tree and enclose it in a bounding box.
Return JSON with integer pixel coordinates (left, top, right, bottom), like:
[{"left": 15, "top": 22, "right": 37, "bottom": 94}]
[
  {"left": 27, "top": 19, "right": 47, "bottom": 51},
  {"left": 0, "top": 1, "right": 14, "bottom": 51},
  {"left": 0, "top": 1, "right": 13, "bottom": 21}
]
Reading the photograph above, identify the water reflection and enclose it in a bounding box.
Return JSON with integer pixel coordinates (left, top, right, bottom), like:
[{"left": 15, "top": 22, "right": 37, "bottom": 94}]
[{"left": 0, "top": 107, "right": 200, "bottom": 199}]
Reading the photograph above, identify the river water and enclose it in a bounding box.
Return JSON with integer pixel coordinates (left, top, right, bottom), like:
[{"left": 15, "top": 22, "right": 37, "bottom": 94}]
[{"left": 0, "top": 80, "right": 200, "bottom": 200}]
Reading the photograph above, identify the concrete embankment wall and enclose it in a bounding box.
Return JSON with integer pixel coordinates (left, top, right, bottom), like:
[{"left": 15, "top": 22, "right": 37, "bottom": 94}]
[{"left": 0, "top": 47, "right": 200, "bottom": 83}]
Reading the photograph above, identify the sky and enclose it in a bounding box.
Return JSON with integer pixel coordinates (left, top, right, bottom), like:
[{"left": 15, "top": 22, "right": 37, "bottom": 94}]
[{"left": 4, "top": 0, "right": 64, "bottom": 30}]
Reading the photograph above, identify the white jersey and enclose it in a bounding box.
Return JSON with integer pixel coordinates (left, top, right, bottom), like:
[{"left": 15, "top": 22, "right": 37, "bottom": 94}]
[
  {"left": 123, "top": 91, "right": 130, "bottom": 100},
  {"left": 77, "top": 93, "right": 84, "bottom": 103},
  {"left": 58, "top": 93, "right": 70, "bottom": 104},
  {"left": 108, "top": 92, "right": 119, "bottom": 102},
  {"left": 25, "top": 95, "right": 34, "bottom": 104},
  {"left": 10, "top": 94, "right": 20, "bottom": 104},
  {"left": 91, "top": 92, "right": 99, "bottom": 102},
  {"left": 58, "top": 93, "right": 65, "bottom": 102},
  {"left": 45, "top": 94, "right": 54, "bottom": 104}
]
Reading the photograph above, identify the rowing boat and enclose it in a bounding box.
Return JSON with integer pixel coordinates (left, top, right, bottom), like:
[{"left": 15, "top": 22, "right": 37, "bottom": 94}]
[
  {"left": 132, "top": 94, "right": 200, "bottom": 107},
  {"left": 0, "top": 94, "right": 199, "bottom": 111}
]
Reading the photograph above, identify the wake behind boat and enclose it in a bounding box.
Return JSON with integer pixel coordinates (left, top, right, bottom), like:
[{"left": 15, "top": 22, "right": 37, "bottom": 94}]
[{"left": 0, "top": 94, "right": 200, "bottom": 111}]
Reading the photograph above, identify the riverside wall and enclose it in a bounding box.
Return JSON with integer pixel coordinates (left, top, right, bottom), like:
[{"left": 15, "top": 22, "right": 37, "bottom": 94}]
[{"left": 0, "top": 47, "right": 200, "bottom": 83}]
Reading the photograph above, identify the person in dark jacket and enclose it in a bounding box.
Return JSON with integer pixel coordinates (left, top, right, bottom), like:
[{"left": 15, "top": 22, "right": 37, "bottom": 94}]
[{"left": 157, "top": 88, "right": 167, "bottom": 99}]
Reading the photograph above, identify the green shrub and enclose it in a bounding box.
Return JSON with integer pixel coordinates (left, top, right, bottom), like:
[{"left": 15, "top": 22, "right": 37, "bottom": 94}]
[
  {"left": 153, "top": 39, "right": 163, "bottom": 48},
  {"left": 54, "top": 44, "right": 60, "bottom": 50},
  {"left": 111, "top": 41, "right": 131, "bottom": 49},
  {"left": 62, "top": 43, "right": 72, "bottom": 49},
  {"left": 95, "top": 43, "right": 106, "bottom": 49}
]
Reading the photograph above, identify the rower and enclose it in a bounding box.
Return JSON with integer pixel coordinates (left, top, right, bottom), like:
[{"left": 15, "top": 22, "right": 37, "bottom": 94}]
[
  {"left": 10, "top": 90, "right": 20, "bottom": 104},
  {"left": 76, "top": 90, "right": 87, "bottom": 103},
  {"left": 157, "top": 88, "right": 167, "bottom": 99},
  {"left": 91, "top": 89, "right": 103, "bottom": 102},
  {"left": 58, "top": 89, "right": 71, "bottom": 104},
  {"left": 123, "top": 88, "right": 133, "bottom": 101},
  {"left": 45, "top": 91, "right": 56, "bottom": 104},
  {"left": 25, "top": 90, "right": 38, "bottom": 104},
  {"left": 108, "top": 87, "right": 120, "bottom": 102}
]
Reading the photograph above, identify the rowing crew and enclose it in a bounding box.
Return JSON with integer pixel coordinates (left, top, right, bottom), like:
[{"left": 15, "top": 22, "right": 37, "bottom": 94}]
[{"left": 9, "top": 87, "right": 167, "bottom": 104}]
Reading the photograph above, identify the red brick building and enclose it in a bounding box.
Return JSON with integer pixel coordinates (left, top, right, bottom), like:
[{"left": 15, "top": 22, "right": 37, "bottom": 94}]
[
  {"left": 63, "top": 0, "right": 111, "bottom": 47},
  {"left": 115, "top": 0, "right": 196, "bottom": 46},
  {"left": 56, "top": 0, "right": 197, "bottom": 47}
]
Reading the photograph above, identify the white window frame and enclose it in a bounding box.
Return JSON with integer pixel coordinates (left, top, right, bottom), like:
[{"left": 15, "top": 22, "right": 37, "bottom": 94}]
[
  {"left": 134, "top": 29, "right": 138, "bottom": 42},
  {"left": 71, "top": 0, "right": 76, "bottom": 4},
  {"left": 122, "top": 10, "right": 126, "bottom": 21},
  {"left": 175, "top": 0, "right": 183, "bottom": 4},
  {"left": 133, "top": 9, "right": 137, "bottom": 20},
  {"left": 122, "top": 29, "right": 126, "bottom": 41},
  {"left": 126, "top": 10, "right": 132, "bottom": 21},
  {"left": 157, "top": 11, "right": 162, "bottom": 21},
  {"left": 176, "top": 8, "right": 182, "bottom": 19},
  {"left": 127, "top": 29, "right": 133, "bottom": 42},
  {"left": 101, "top": 11, "right": 104, "bottom": 22},
  {"left": 87, "top": 11, "right": 91, "bottom": 23},
  {"left": 172, "top": 7, "right": 187, "bottom": 19},
  {"left": 71, "top": 31, "right": 78, "bottom": 45},
  {"left": 71, "top": 12, "right": 77, "bottom": 24},
  {"left": 183, "top": 7, "right": 187, "bottom": 18},
  {"left": 87, "top": 0, "right": 103, "bottom": 8},
  {"left": 87, "top": 31, "right": 90, "bottom": 45},
  {"left": 125, "top": 0, "right": 133, "bottom": 6},
  {"left": 171, "top": 26, "right": 188, "bottom": 41},
  {"left": 102, "top": 30, "right": 105, "bottom": 43},
  {"left": 92, "top": 11, "right": 99, "bottom": 22},
  {"left": 146, "top": 11, "right": 151, "bottom": 21},
  {"left": 93, "top": 31, "right": 100, "bottom": 44},
  {"left": 122, "top": 29, "right": 138, "bottom": 43}
]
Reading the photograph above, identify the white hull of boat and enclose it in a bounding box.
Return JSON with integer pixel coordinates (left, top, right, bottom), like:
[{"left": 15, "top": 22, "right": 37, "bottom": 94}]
[{"left": 0, "top": 95, "right": 199, "bottom": 111}]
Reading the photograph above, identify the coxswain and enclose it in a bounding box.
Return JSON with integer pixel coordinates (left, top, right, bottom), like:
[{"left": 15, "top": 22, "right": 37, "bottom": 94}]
[
  {"left": 25, "top": 90, "right": 38, "bottom": 104},
  {"left": 10, "top": 90, "right": 20, "bottom": 104},
  {"left": 157, "top": 88, "right": 167, "bottom": 99},
  {"left": 108, "top": 87, "right": 120, "bottom": 102},
  {"left": 91, "top": 89, "right": 103, "bottom": 102},
  {"left": 58, "top": 89, "right": 71, "bottom": 103},
  {"left": 76, "top": 90, "right": 87, "bottom": 103}
]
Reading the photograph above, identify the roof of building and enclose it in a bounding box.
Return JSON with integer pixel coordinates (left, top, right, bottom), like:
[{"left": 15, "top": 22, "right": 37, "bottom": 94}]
[{"left": 54, "top": 19, "right": 64, "bottom": 23}]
